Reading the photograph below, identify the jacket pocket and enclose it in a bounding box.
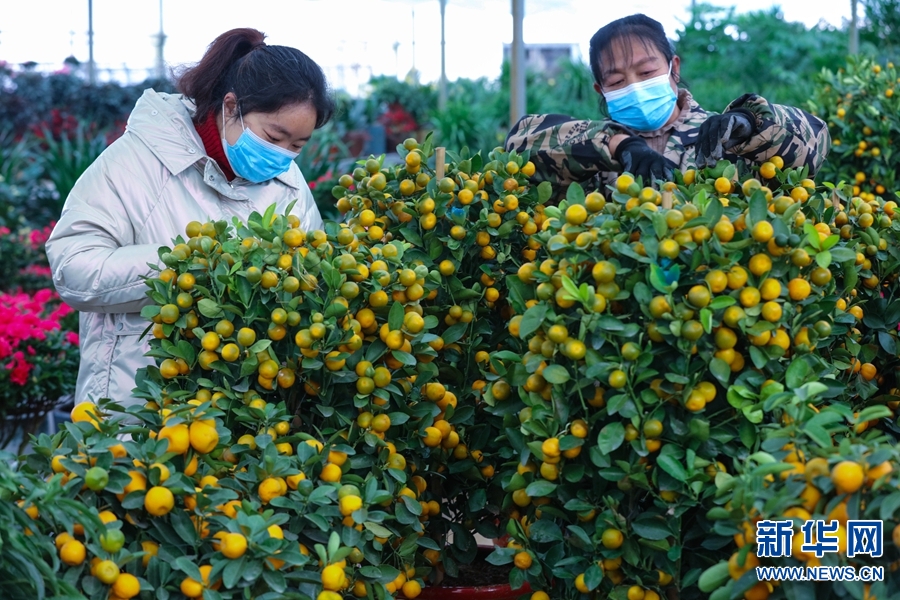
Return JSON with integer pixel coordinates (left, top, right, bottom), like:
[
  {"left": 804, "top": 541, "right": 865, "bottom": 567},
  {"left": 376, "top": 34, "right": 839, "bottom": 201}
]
[
  {"left": 113, "top": 312, "right": 152, "bottom": 336},
  {"left": 107, "top": 313, "right": 152, "bottom": 405}
]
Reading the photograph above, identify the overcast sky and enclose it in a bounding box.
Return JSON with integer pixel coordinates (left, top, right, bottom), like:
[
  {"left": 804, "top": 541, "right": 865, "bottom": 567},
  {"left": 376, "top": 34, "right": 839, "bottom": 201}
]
[{"left": 0, "top": 0, "right": 851, "bottom": 92}]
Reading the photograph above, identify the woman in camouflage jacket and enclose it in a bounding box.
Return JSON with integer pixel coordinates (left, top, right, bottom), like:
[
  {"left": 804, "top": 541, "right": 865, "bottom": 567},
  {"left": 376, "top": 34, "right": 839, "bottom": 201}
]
[{"left": 506, "top": 14, "right": 831, "bottom": 191}]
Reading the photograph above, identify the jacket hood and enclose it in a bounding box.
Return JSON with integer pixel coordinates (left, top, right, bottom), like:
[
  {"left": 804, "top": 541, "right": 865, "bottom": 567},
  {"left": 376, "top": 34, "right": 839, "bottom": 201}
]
[{"left": 125, "top": 90, "right": 303, "bottom": 190}]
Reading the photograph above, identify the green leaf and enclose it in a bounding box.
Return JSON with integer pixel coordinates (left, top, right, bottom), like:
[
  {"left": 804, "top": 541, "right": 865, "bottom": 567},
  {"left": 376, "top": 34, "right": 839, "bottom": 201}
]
[
  {"left": 173, "top": 556, "right": 203, "bottom": 582},
  {"left": 240, "top": 355, "right": 259, "bottom": 377},
  {"left": 197, "top": 298, "right": 224, "bottom": 319},
  {"left": 856, "top": 405, "right": 893, "bottom": 423},
  {"left": 222, "top": 555, "right": 246, "bottom": 588},
  {"left": 785, "top": 359, "right": 811, "bottom": 389},
  {"left": 537, "top": 181, "right": 553, "bottom": 204},
  {"left": 795, "top": 382, "right": 828, "bottom": 401},
  {"left": 398, "top": 227, "right": 423, "bottom": 248},
  {"left": 169, "top": 511, "right": 198, "bottom": 545},
  {"left": 390, "top": 351, "right": 417, "bottom": 366},
  {"left": 652, "top": 211, "right": 668, "bottom": 239},
  {"left": 829, "top": 247, "right": 857, "bottom": 263},
  {"left": 584, "top": 564, "right": 604, "bottom": 591},
  {"left": 236, "top": 275, "right": 252, "bottom": 306},
  {"left": 739, "top": 419, "right": 757, "bottom": 449},
  {"left": 750, "top": 462, "right": 794, "bottom": 477},
  {"left": 878, "top": 332, "right": 897, "bottom": 355},
  {"left": 320, "top": 260, "right": 341, "bottom": 290},
  {"left": 821, "top": 234, "right": 840, "bottom": 250},
  {"left": 748, "top": 191, "right": 768, "bottom": 226},
  {"left": 485, "top": 549, "right": 514, "bottom": 566},
  {"left": 631, "top": 515, "right": 671, "bottom": 540},
  {"left": 566, "top": 182, "right": 586, "bottom": 205},
  {"left": 749, "top": 346, "right": 768, "bottom": 370},
  {"left": 698, "top": 561, "right": 730, "bottom": 593},
  {"left": 527, "top": 519, "right": 563, "bottom": 542},
  {"left": 596, "top": 422, "right": 625, "bottom": 454},
  {"left": 387, "top": 302, "right": 404, "bottom": 331},
  {"left": 262, "top": 204, "right": 276, "bottom": 230},
  {"left": 262, "top": 569, "right": 287, "bottom": 593},
  {"left": 815, "top": 249, "right": 832, "bottom": 268},
  {"left": 612, "top": 241, "right": 651, "bottom": 263},
  {"left": 525, "top": 480, "right": 557, "bottom": 497},
  {"left": 497, "top": 219, "right": 517, "bottom": 237},
  {"left": 518, "top": 303, "right": 549, "bottom": 340},
  {"left": 541, "top": 365, "right": 570, "bottom": 385},
  {"left": 441, "top": 322, "right": 468, "bottom": 345},
  {"left": 656, "top": 445, "right": 688, "bottom": 482},
  {"left": 705, "top": 194, "right": 723, "bottom": 225},
  {"left": 248, "top": 340, "right": 272, "bottom": 354},
  {"left": 804, "top": 223, "right": 822, "bottom": 250},
  {"left": 842, "top": 259, "right": 858, "bottom": 293},
  {"left": 709, "top": 581, "right": 734, "bottom": 600},
  {"left": 708, "top": 296, "right": 736, "bottom": 310},
  {"left": 709, "top": 358, "right": 731, "bottom": 386},
  {"left": 4, "top": 551, "right": 45, "bottom": 600},
  {"left": 649, "top": 263, "right": 678, "bottom": 293},
  {"left": 596, "top": 316, "right": 626, "bottom": 332},
  {"left": 880, "top": 491, "right": 900, "bottom": 521},
  {"left": 364, "top": 522, "right": 393, "bottom": 538},
  {"left": 560, "top": 275, "right": 585, "bottom": 303}
]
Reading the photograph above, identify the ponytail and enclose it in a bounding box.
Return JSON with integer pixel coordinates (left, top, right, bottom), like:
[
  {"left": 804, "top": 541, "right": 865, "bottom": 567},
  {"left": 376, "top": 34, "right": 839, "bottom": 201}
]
[
  {"left": 177, "top": 28, "right": 265, "bottom": 122},
  {"left": 176, "top": 28, "right": 334, "bottom": 128}
]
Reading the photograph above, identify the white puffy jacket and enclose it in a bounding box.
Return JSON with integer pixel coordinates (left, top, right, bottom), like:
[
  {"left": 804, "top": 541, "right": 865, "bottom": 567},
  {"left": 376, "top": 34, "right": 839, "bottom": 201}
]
[{"left": 46, "top": 90, "right": 324, "bottom": 406}]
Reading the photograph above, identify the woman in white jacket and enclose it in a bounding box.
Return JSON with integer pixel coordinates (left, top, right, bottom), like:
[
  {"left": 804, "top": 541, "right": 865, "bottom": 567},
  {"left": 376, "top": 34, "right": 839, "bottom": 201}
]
[{"left": 46, "top": 28, "right": 334, "bottom": 407}]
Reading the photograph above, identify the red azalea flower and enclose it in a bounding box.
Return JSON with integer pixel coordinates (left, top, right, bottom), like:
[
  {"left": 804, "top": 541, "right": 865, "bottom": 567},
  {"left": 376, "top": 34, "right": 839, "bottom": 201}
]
[{"left": 7, "top": 351, "right": 32, "bottom": 385}]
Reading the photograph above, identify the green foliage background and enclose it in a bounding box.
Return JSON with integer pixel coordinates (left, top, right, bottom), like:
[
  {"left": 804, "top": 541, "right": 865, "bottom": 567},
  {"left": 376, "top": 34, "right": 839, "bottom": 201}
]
[{"left": 360, "top": 2, "right": 899, "bottom": 151}]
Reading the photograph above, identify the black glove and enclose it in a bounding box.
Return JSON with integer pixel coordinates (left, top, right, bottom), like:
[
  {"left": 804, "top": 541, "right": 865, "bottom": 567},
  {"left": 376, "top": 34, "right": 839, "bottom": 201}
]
[
  {"left": 614, "top": 136, "right": 677, "bottom": 183},
  {"left": 695, "top": 109, "right": 756, "bottom": 168}
]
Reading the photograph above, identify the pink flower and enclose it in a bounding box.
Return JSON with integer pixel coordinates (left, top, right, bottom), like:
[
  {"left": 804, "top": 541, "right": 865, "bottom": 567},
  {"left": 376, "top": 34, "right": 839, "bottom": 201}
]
[
  {"left": 66, "top": 331, "right": 80, "bottom": 346},
  {"left": 6, "top": 351, "right": 32, "bottom": 385},
  {"left": 33, "top": 288, "right": 53, "bottom": 304},
  {"left": 27, "top": 224, "right": 54, "bottom": 250},
  {"left": 19, "top": 265, "right": 52, "bottom": 278}
]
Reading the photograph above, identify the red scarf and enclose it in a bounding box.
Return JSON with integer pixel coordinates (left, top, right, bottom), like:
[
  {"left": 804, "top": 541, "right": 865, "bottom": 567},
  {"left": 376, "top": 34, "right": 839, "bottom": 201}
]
[{"left": 195, "top": 111, "right": 236, "bottom": 181}]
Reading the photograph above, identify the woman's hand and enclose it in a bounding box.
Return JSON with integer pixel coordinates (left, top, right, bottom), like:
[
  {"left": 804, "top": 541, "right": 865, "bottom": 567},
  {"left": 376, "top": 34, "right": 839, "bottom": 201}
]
[
  {"left": 695, "top": 110, "right": 756, "bottom": 167},
  {"left": 613, "top": 136, "right": 677, "bottom": 183}
]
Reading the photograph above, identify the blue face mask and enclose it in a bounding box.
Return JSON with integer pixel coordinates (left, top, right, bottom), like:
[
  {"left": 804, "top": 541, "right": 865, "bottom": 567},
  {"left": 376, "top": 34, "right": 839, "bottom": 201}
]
[
  {"left": 222, "top": 104, "right": 299, "bottom": 183},
  {"left": 602, "top": 63, "right": 677, "bottom": 132}
]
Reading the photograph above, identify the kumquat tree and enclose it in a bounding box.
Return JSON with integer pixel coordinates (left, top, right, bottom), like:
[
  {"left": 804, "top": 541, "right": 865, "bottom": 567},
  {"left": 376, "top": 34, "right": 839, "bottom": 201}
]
[{"left": 6, "top": 119, "right": 900, "bottom": 600}]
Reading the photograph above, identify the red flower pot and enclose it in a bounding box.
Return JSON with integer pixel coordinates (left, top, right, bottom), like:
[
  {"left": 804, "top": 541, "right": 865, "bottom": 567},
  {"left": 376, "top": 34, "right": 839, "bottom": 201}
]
[{"left": 417, "top": 581, "right": 531, "bottom": 600}]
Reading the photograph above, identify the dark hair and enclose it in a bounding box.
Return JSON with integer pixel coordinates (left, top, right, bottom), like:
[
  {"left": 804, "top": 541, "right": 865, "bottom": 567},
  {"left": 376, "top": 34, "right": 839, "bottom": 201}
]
[
  {"left": 589, "top": 14, "right": 675, "bottom": 87},
  {"left": 177, "top": 28, "right": 334, "bottom": 128}
]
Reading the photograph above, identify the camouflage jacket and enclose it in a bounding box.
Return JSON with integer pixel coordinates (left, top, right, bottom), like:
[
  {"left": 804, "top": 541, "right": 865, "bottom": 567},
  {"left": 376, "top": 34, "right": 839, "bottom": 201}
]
[{"left": 505, "top": 89, "right": 831, "bottom": 191}]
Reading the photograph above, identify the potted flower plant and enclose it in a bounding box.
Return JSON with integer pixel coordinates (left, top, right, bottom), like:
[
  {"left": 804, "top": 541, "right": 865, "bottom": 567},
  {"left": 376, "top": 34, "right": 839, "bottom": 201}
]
[
  {"left": 0, "top": 288, "right": 80, "bottom": 451},
  {"left": 0, "top": 222, "right": 56, "bottom": 294}
]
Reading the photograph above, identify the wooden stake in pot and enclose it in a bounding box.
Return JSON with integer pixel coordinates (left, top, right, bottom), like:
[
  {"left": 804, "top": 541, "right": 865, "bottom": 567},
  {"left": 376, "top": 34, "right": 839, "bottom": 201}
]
[
  {"left": 661, "top": 189, "right": 674, "bottom": 210},
  {"left": 435, "top": 147, "right": 446, "bottom": 181}
]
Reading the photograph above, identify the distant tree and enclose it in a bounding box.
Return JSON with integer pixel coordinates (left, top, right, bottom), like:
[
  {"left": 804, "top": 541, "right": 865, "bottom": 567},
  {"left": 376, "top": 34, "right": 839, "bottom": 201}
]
[
  {"left": 674, "top": 4, "right": 848, "bottom": 111},
  {"left": 860, "top": 0, "right": 900, "bottom": 58}
]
